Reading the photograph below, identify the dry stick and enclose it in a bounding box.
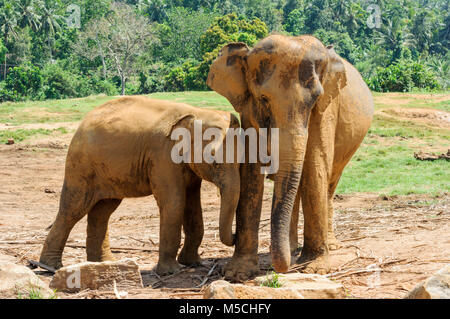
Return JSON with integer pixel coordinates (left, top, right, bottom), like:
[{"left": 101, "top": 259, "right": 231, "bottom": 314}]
[
  {"left": 69, "top": 243, "right": 159, "bottom": 253},
  {"left": 151, "top": 268, "right": 189, "bottom": 288},
  {"left": 160, "top": 287, "right": 202, "bottom": 292},
  {"left": 0, "top": 240, "right": 159, "bottom": 252},
  {"left": 196, "top": 262, "right": 219, "bottom": 288},
  {"left": 327, "top": 267, "right": 383, "bottom": 280},
  {"left": 169, "top": 292, "right": 204, "bottom": 297}
]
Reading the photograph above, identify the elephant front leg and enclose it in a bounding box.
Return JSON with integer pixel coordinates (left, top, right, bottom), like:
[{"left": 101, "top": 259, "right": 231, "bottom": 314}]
[
  {"left": 154, "top": 188, "right": 185, "bottom": 275},
  {"left": 297, "top": 158, "right": 331, "bottom": 275},
  {"left": 86, "top": 199, "right": 122, "bottom": 262},
  {"left": 223, "top": 162, "right": 264, "bottom": 282},
  {"left": 178, "top": 179, "right": 203, "bottom": 266}
]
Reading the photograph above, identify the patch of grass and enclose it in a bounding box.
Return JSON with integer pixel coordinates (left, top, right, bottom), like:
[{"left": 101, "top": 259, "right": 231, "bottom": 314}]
[
  {"left": 17, "top": 286, "right": 58, "bottom": 299},
  {"left": 368, "top": 115, "right": 450, "bottom": 140},
  {"left": 260, "top": 271, "right": 283, "bottom": 288},
  {"left": 0, "top": 95, "right": 116, "bottom": 124},
  {"left": 0, "top": 127, "right": 68, "bottom": 144},
  {"left": 0, "top": 92, "right": 234, "bottom": 125},
  {"left": 337, "top": 134, "right": 450, "bottom": 196}
]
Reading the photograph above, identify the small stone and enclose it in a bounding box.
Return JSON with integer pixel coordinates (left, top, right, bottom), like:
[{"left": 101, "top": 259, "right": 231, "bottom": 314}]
[
  {"left": 405, "top": 264, "right": 450, "bottom": 299},
  {"left": 49, "top": 259, "right": 143, "bottom": 292},
  {"left": 6, "top": 139, "right": 14, "bottom": 145},
  {"left": 0, "top": 262, "right": 54, "bottom": 299}
]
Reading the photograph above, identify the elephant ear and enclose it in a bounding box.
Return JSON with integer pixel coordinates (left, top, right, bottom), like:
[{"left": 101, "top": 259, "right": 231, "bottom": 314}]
[
  {"left": 207, "top": 43, "right": 250, "bottom": 112},
  {"left": 164, "top": 114, "right": 196, "bottom": 138},
  {"left": 316, "top": 45, "right": 348, "bottom": 112}
]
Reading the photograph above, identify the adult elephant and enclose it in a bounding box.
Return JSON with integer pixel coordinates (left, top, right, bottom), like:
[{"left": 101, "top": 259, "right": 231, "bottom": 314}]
[{"left": 207, "top": 35, "right": 373, "bottom": 280}]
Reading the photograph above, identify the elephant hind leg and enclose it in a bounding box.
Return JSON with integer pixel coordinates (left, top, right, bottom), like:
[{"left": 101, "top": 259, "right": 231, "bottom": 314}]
[
  {"left": 327, "top": 177, "right": 342, "bottom": 251},
  {"left": 40, "top": 180, "right": 97, "bottom": 269},
  {"left": 178, "top": 178, "right": 203, "bottom": 266},
  {"left": 86, "top": 199, "right": 122, "bottom": 262}
]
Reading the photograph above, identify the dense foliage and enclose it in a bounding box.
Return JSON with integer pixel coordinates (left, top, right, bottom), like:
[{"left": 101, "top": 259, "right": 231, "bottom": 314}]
[{"left": 0, "top": 0, "right": 448, "bottom": 101}]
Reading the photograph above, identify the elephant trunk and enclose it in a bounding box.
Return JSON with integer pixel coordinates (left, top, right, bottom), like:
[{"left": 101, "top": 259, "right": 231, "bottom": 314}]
[
  {"left": 271, "top": 129, "right": 308, "bottom": 273},
  {"left": 218, "top": 178, "right": 240, "bottom": 246}
]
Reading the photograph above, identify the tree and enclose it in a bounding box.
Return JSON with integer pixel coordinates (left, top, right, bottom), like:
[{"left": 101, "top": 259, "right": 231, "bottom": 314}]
[
  {"left": 16, "top": 0, "right": 42, "bottom": 31},
  {"left": 38, "top": 0, "right": 64, "bottom": 61},
  {"left": 0, "top": 1, "right": 19, "bottom": 43},
  {"left": 155, "top": 7, "right": 216, "bottom": 62},
  {"left": 79, "top": 2, "right": 156, "bottom": 95}
]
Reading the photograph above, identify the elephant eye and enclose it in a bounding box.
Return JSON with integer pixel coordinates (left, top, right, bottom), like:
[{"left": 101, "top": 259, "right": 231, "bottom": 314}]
[{"left": 261, "top": 95, "right": 269, "bottom": 106}]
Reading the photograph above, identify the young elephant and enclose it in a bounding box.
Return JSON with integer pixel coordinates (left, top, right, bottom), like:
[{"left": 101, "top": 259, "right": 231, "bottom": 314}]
[{"left": 39, "top": 96, "right": 240, "bottom": 275}]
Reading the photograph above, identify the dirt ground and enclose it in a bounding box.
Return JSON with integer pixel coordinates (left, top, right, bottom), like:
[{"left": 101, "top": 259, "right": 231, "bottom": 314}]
[
  {"left": 0, "top": 128, "right": 448, "bottom": 299},
  {"left": 1, "top": 92, "right": 449, "bottom": 299}
]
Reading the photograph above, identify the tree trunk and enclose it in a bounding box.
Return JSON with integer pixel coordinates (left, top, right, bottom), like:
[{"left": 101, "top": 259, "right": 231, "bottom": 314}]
[{"left": 121, "top": 74, "right": 126, "bottom": 95}]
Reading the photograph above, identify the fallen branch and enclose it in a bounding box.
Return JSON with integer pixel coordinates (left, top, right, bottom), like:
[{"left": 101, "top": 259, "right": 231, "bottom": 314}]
[
  {"left": 326, "top": 267, "right": 383, "bottom": 280},
  {"left": 0, "top": 240, "right": 159, "bottom": 253},
  {"left": 28, "top": 260, "right": 56, "bottom": 273},
  {"left": 151, "top": 268, "right": 189, "bottom": 288},
  {"left": 196, "top": 262, "right": 219, "bottom": 288},
  {"left": 414, "top": 150, "right": 450, "bottom": 161}
]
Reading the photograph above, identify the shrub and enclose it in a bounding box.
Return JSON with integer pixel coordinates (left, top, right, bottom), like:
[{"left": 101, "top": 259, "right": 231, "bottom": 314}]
[
  {"left": 40, "top": 64, "right": 79, "bottom": 99},
  {"left": 2, "top": 63, "right": 42, "bottom": 101},
  {"left": 367, "top": 59, "right": 441, "bottom": 92}
]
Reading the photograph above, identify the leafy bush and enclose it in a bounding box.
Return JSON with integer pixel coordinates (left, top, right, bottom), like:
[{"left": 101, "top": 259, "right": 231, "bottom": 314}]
[
  {"left": 40, "top": 64, "right": 79, "bottom": 100},
  {"left": 367, "top": 59, "right": 441, "bottom": 92},
  {"left": 2, "top": 63, "right": 42, "bottom": 101},
  {"left": 138, "top": 63, "right": 169, "bottom": 94}
]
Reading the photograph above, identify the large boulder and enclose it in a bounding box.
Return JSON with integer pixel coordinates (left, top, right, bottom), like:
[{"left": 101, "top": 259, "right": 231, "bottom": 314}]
[
  {"left": 203, "top": 280, "right": 304, "bottom": 299},
  {"left": 254, "top": 272, "right": 345, "bottom": 299},
  {"left": 0, "top": 253, "right": 16, "bottom": 263},
  {"left": 0, "top": 262, "right": 54, "bottom": 299},
  {"left": 406, "top": 264, "right": 450, "bottom": 299},
  {"left": 204, "top": 273, "right": 346, "bottom": 299},
  {"left": 49, "top": 259, "right": 143, "bottom": 292}
]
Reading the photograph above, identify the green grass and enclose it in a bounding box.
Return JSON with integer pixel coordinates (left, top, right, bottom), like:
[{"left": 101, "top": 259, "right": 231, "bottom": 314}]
[
  {"left": 0, "top": 92, "right": 234, "bottom": 125},
  {"left": 373, "top": 92, "right": 450, "bottom": 111},
  {"left": 17, "top": 286, "right": 58, "bottom": 299},
  {"left": 337, "top": 123, "right": 449, "bottom": 196},
  {"left": 1, "top": 91, "right": 448, "bottom": 196},
  {"left": 0, "top": 127, "right": 68, "bottom": 144},
  {"left": 0, "top": 95, "right": 116, "bottom": 125},
  {"left": 260, "top": 271, "right": 283, "bottom": 288}
]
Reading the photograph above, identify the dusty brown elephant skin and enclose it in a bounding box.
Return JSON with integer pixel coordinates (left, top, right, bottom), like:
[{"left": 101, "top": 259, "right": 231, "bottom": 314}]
[
  {"left": 207, "top": 35, "right": 374, "bottom": 279},
  {"left": 39, "top": 96, "right": 241, "bottom": 275}
]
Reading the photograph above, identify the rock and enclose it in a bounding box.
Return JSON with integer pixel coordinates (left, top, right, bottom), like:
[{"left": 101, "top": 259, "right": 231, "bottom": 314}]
[
  {"left": 6, "top": 139, "right": 14, "bottom": 145},
  {"left": 0, "top": 262, "right": 54, "bottom": 299},
  {"left": 49, "top": 259, "right": 143, "bottom": 292},
  {"left": 405, "top": 264, "right": 450, "bottom": 299},
  {"left": 203, "top": 280, "right": 304, "bottom": 299},
  {"left": 204, "top": 273, "right": 346, "bottom": 299},
  {"left": 254, "top": 273, "right": 345, "bottom": 299},
  {"left": 0, "top": 253, "right": 16, "bottom": 263}
]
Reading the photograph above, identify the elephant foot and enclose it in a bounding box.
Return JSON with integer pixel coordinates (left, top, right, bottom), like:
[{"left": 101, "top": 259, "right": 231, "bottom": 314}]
[
  {"left": 87, "top": 252, "right": 116, "bottom": 263},
  {"left": 177, "top": 249, "right": 202, "bottom": 267},
  {"left": 39, "top": 254, "right": 63, "bottom": 270},
  {"left": 223, "top": 256, "right": 259, "bottom": 282},
  {"left": 156, "top": 260, "right": 182, "bottom": 276},
  {"left": 296, "top": 248, "right": 330, "bottom": 275},
  {"left": 327, "top": 234, "right": 342, "bottom": 251},
  {"left": 290, "top": 243, "right": 301, "bottom": 256}
]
